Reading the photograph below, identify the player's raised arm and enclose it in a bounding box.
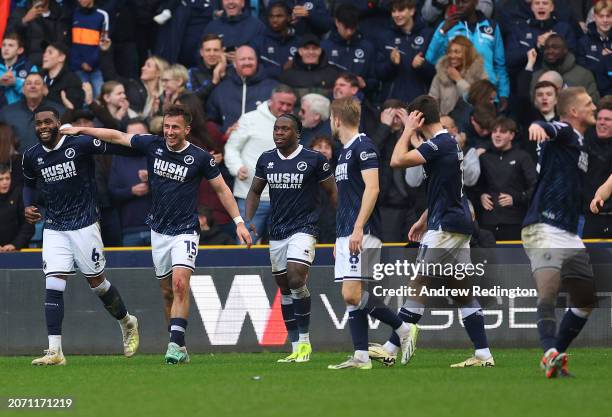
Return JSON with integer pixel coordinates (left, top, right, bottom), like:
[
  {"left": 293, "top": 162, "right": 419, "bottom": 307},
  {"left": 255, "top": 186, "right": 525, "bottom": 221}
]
[
  {"left": 390, "top": 110, "right": 427, "bottom": 168},
  {"left": 59, "top": 126, "right": 134, "bottom": 147},
  {"left": 350, "top": 168, "right": 379, "bottom": 254},
  {"left": 208, "top": 174, "right": 253, "bottom": 247},
  {"left": 590, "top": 174, "right": 612, "bottom": 214}
]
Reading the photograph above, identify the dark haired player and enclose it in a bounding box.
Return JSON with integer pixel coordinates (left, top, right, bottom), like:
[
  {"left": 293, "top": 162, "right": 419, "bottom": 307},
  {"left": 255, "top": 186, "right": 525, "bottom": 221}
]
[
  {"left": 372, "top": 94, "right": 495, "bottom": 368},
  {"left": 246, "top": 113, "right": 337, "bottom": 363},
  {"left": 61, "top": 105, "right": 252, "bottom": 364},
  {"left": 23, "top": 106, "right": 140, "bottom": 366},
  {"left": 525, "top": 87, "right": 598, "bottom": 378}
]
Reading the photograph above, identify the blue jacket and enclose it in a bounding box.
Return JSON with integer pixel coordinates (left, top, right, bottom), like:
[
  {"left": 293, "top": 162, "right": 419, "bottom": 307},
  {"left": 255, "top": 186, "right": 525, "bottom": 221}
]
[
  {"left": 426, "top": 12, "right": 510, "bottom": 98},
  {"left": 251, "top": 26, "right": 299, "bottom": 79},
  {"left": 203, "top": 11, "right": 265, "bottom": 49},
  {"left": 283, "top": 0, "right": 332, "bottom": 36},
  {"left": 577, "top": 23, "right": 612, "bottom": 97},
  {"left": 375, "top": 18, "right": 435, "bottom": 104},
  {"left": 0, "top": 57, "right": 37, "bottom": 106},
  {"left": 206, "top": 66, "right": 278, "bottom": 132},
  {"left": 69, "top": 6, "right": 109, "bottom": 71},
  {"left": 322, "top": 28, "right": 377, "bottom": 92},
  {"left": 107, "top": 155, "right": 151, "bottom": 233},
  {"left": 505, "top": 12, "right": 576, "bottom": 73}
]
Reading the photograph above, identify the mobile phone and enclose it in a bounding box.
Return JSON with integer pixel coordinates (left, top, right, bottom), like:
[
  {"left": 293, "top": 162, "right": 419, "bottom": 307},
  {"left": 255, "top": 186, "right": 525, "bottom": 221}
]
[{"left": 225, "top": 46, "right": 236, "bottom": 53}]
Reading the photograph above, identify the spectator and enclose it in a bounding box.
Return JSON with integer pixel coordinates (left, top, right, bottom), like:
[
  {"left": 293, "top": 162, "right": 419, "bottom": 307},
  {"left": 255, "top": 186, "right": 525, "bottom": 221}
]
[
  {"left": 530, "top": 34, "right": 600, "bottom": 102},
  {"left": 203, "top": 0, "right": 265, "bottom": 52},
  {"left": 155, "top": 0, "right": 217, "bottom": 67},
  {"left": 69, "top": 0, "right": 108, "bottom": 97},
  {"left": 41, "top": 41, "right": 84, "bottom": 109},
  {"left": 477, "top": 117, "right": 537, "bottom": 240},
  {"left": 518, "top": 80, "right": 559, "bottom": 160},
  {"left": 321, "top": 4, "right": 376, "bottom": 94},
  {"left": 332, "top": 72, "right": 378, "bottom": 136},
  {"left": 428, "top": 35, "right": 486, "bottom": 115},
  {"left": 251, "top": 1, "right": 298, "bottom": 80},
  {"left": 464, "top": 104, "right": 496, "bottom": 151},
  {"left": 0, "top": 123, "right": 23, "bottom": 187},
  {"left": 505, "top": 0, "right": 576, "bottom": 77},
  {"left": 174, "top": 93, "right": 234, "bottom": 238},
  {"left": 88, "top": 81, "right": 139, "bottom": 130},
  {"left": 108, "top": 118, "right": 152, "bottom": 246},
  {"left": 0, "top": 32, "right": 37, "bottom": 106},
  {"left": 224, "top": 84, "right": 297, "bottom": 242},
  {"left": 187, "top": 34, "right": 227, "bottom": 107},
  {"left": 426, "top": 0, "right": 510, "bottom": 110},
  {"left": 8, "top": 0, "right": 69, "bottom": 67},
  {"left": 577, "top": 0, "right": 611, "bottom": 97},
  {"left": 278, "top": 34, "right": 339, "bottom": 100},
  {"left": 285, "top": 0, "right": 333, "bottom": 37},
  {"left": 583, "top": 95, "right": 612, "bottom": 238},
  {"left": 310, "top": 135, "right": 336, "bottom": 243},
  {"left": 198, "top": 206, "right": 234, "bottom": 245},
  {"left": 376, "top": 0, "right": 434, "bottom": 104},
  {"left": 0, "top": 72, "right": 64, "bottom": 151},
  {"left": 421, "top": 0, "right": 494, "bottom": 24},
  {"left": 100, "top": 39, "right": 168, "bottom": 120},
  {"left": 0, "top": 163, "right": 34, "bottom": 251},
  {"left": 371, "top": 99, "right": 417, "bottom": 242},
  {"left": 207, "top": 45, "right": 278, "bottom": 132},
  {"left": 160, "top": 64, "right": 189, "bottom": 113},
  {"left": 298, "top": 93, "right": 331, "bottom": 147}
]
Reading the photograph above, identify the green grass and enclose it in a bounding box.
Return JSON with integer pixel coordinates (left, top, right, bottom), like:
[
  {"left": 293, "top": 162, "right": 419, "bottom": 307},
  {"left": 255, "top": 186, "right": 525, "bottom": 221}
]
[{"left": 1, "top": 349, "right": 611, "bottom": 417}]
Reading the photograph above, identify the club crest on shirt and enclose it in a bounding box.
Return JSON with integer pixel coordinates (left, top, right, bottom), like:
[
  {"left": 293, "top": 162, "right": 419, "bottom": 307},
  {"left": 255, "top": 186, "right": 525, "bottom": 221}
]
[
  {"left": 184, "top": 155, "right": 194, "bottom": 165},
  {"left": 345, "top": 150, "right": 352, "bottom": 160},
  {"left": 93, "top": 139, "right": 102, "bottom": 147},
  {"left": 355, "top": 49, "right": 364, "bottom": 59},
  {"left": 64, "top": 148, "right": 75, "bottom": 159},
  {"left": 297, "top": 161, "right": 308, "bottom": 171},
  {"left": 304, "top": 2, "right": 313, "bottom": 10},
  {"left": 323, "top": 162, "right": 330, "bottom": 171}
]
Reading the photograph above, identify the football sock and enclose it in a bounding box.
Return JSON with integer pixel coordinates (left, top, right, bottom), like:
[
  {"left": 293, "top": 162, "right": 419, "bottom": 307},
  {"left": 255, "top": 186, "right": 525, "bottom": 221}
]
[
  {"left": 92, "top": 279, "right": 128, "bottom": 321},
  {"left": 388, "top": 305, "right": 424, "bottom": 348},
  {"left": 170, "top": 317, "right": 187, "bottom": 347},
  {"left": 461, "top": 307, "right": 490, "bottom": 354},
  {"left": 280, "top": 294, "right": 299, "bottom": 346},
  {"left": 362, "top": 291, "right": 404, "bottom": 330},
  {"left": 45, "top": 277, "right": 65, "bottom": 351},
  {"left": 347, "top": 304, "right": 368, "bottom": 354},
  {"left": 556, "top": 308, "right": 589, "bottom": 353},
  {"left": 290, "top": 286, "right": 311, "bottom": 341},
  {"left": 537, "top": 302, "right": 557, "bottom": 352}
]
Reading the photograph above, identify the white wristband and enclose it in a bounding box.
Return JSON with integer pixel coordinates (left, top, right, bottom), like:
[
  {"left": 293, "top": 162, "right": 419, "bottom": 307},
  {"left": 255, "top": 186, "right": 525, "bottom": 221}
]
[{"left": 233, "top": 216, "right": 244, "bottom": 225}]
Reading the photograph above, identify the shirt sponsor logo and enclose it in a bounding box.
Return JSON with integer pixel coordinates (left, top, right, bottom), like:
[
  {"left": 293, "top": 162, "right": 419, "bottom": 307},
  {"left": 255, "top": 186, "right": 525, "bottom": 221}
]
[
  {"left": 323, "top": 162, "right": 330, "bottom": 171},
  {"left": 266, "top": 173, "right": 304, "bottom": 189},
  {"left": 153, "top": 158, "right": 188, "bottom": 182},
  {"left": 425, "top": 141, "right": 438, "bottom": 151},
  {"left": 210, "top": 158, "right": 216, "bottom": 167},
  {"left": 41, "top": 161, "right": 77, "bottom": 182},
  {"left": 335, "top": 163, "right": 348, "bottom": 181},
  {"left": 93, "top": 139, "right": 102, "bottom": 147},
  {"left": 360, "top": 151, "right": 376, "bottom": 161}
]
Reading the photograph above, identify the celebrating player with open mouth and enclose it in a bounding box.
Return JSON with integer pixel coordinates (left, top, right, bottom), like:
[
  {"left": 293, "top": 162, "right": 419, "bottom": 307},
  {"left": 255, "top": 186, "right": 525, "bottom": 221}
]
[
  {"left": 246, "top": 113, "right": 337, "bottom": 363},
  {"left": 23, "top": 106, "right": 140, "bottom": 366},
  {"left": 327, "top": 97, "right": 416, "bottom": 370},
  {"left": 61, "top": 105, "right": 252, "bottom": 364},
  {"left": 524, "top": 87, "right": 598, "bottom": 378}
]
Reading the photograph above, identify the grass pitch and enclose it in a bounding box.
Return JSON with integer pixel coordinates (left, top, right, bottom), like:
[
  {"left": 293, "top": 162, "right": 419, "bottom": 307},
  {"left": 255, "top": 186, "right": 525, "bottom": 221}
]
[{"left": 1, "top": 349, "right": 611, "bottom": 417}]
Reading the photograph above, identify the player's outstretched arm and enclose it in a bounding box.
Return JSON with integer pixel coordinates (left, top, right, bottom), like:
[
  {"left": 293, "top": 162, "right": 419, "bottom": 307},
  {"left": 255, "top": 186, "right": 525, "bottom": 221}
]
[
  {"left": 209, "top": 175, "right": 253, "bottom": 247},
  {"left": 590, "top": 174, "right": 612, "bottom": 214},
  {"left": 320, "top": 176, "right": 338, "bottom": 209},
  {"left": 59, "top": 126, "right": 134, "bottom": 147},
  {"left": 390, "top": 110, "right": 427, "bottom": 168},
  {"left": 350, "top": 168, "right": 379, "bottom": 254}
]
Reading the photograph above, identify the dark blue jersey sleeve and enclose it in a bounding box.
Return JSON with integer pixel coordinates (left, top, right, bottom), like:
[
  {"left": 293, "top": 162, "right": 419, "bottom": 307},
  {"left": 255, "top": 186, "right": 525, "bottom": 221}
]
[
  {"left": 357, "top": 141, "right": 379, "bottom": 171},
  {"left": 535, "top": 121, "right": 575, "bottom": 144},
  {"left": 199, "top": 151, "right": 222, "bottom": 180},
  {"left": 254, "top": 154, "right": 267, "bottom": 181},
  {"left": 417, "top": 138, "right": 443, "bottom": 162},
  {"left": 316, "top": 152, "right": 333, "bottom": 182},
  {"left": 130, "top": 134, "right": 160, "bottom": 153},
  {"left": 21, "top": 152, "right": 36, "bottom": 187}
]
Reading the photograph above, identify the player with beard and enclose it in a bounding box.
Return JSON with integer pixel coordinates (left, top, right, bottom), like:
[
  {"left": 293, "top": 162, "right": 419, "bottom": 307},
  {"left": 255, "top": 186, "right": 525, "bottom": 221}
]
[
  {"left": 22, "top": 106, "right": 140, "bottom": 366},
  {"left": 246, "top": 113, "right": 337, "bottom": 362}
]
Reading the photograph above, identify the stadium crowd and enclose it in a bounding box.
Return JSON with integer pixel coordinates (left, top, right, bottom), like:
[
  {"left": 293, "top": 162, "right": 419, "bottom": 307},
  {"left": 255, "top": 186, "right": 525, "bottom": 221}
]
[{"left": 0, "top": 0, "right": 610, "bottom": 249}]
